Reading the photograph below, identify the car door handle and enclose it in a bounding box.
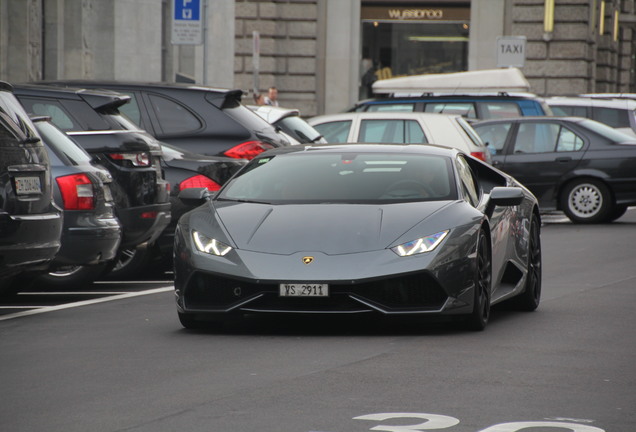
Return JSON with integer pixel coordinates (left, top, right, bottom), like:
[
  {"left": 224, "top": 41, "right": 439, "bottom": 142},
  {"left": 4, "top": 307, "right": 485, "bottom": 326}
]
[{"left": 555, "top": 157, "right": 572, "bottom": 163}]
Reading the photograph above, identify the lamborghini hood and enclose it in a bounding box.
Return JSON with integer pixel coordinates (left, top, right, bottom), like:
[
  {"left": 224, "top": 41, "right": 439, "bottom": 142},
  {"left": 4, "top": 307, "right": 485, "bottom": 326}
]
[{"left": 213, "top": 201, "right": 453, "bottom": 255}]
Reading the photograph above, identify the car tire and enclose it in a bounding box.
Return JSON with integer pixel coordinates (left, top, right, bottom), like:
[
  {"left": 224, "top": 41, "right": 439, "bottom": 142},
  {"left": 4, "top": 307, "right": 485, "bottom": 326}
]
[
  {"left": 465, "top": 228, "right": 491, "bottom": 331},
  {"left": 101, "top": 246, "right": 151, "bottom": 280},
  {"left": 604, "top": 205, "right": 628, "bottom": 223},
  {"left": 37, "top": 263, "right": 110, "bottom": 289},
  {"left": 510, "top": 214, "right": 542, "bottom": 311},
  {"left": 561, "top": 178, "right": 612, "bottom": 224}
]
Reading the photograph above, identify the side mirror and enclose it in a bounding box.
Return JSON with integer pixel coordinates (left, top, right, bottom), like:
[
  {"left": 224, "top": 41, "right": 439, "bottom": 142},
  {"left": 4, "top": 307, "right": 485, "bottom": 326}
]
[
  {"left": 178, "top": 187, "right": 213, "bottom": 206},
  {"left": 489, "top": 186, "right": 524, "bottom": 207}
]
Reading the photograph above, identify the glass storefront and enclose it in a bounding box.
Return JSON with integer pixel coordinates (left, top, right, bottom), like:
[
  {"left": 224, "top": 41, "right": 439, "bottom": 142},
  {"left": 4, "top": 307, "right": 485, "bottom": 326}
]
[{"left": 360, "top": 3, "right": 471, "bottom": 98}]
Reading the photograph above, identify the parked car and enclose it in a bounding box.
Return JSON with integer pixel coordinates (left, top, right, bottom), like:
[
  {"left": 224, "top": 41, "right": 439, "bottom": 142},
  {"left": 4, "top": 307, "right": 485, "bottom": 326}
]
[
  {"left": 150, "top": 142, "right": 246, "bottom": 268},
  {"left": 13, "top": 84, "right": 171, "bottom": 277},
  {"left": 307, "top": 112, "right": 492, "bottom": 162},
  {"left": 0, "top": 82, "right": 62, "bottom": 295},
  {"left": 351, "top": 68, "right": 552, "bottom": 120},
  {"left": 95, "top": 104, "right": 247, "bottom": 275},
  {"left": 472, "top": 116, "right": 636, "bottom": 223},
  {"left": 546, "top": 96, "right": 636, "bottom": 138},
  {"left": 248, "top": 105, "right": 327, "bottom": 144},
  {"left": 29, "top": 116, "right": 122, "bottom": 287},
  {"left": 38, "top": 80, "right": 291, "bottom": 159},
  {"left": 174, "top": 143, "right": 541, "bottom": 331}
]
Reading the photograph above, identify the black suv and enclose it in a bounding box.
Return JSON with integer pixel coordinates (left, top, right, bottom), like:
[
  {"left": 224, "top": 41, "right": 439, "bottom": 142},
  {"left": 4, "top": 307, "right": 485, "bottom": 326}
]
[
  {"left": 0, "top": 82, "right": 62, "bottom": 294},
  {"left": 13, "top": 84, "right": 171, "bottom": 266},
  {"left": 39, "top": 81, "right": 290, "bottom": 159}
]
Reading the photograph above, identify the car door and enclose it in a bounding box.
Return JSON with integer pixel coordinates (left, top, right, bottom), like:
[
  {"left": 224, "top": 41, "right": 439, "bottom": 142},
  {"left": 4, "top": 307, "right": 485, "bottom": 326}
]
[{"left": 496, "top": 120, "right": 587, "bottom": 206}]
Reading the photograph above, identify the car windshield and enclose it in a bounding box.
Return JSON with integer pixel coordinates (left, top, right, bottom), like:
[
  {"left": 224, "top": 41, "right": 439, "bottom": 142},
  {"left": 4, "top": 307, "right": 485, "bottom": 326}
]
[
  {"left": 579, "top": 118, "right": 636, "bottom": 142},
  {"left": 217, "top": 151, "right": 457, "bottom": 204}
]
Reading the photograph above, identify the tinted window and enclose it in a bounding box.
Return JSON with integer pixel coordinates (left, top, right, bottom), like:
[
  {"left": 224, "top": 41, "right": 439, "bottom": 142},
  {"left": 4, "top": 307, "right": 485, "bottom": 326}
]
[
  {"left": 113, "top": 91, "right": 143, "bottom": 127},
  {"left": 550, "top": 105, "right": 587, "bottom": 117},
  {"left": 148, "top": 94, "right": 201, "bottom": 134},
  {"left": 455, "top": 155, "right": 479, "bottom": 207},
  {"left": 219, "top": 152, "right": 456, "bottom": 203},
  {"left": 592, "top": 107, "right": 631, "bottom": 128},
  {"left": 366, "top": 103, "right": 415, "bottom": 112},
  {"left": 34, "top": 120, "right": 92, "bottom": 166},
  {"left": 313, "top": 121, "right": 352, "bottom": 143},
  {"left": 19, "top": 98, "right": 77, "bottom": 131},
  {"left": 481, "top": 102, "right": 521, "bottom": 119},
  {"left": 424, "top": 102, "right": 477, "bottom": 119},
  {"left": 0, "top": 93, "right": 39, "bottom": 140}
]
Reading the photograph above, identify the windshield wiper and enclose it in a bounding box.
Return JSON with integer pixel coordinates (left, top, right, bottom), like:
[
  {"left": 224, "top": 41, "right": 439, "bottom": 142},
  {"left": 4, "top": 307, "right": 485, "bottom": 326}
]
[{"left": 216, "top": 197, "right": 272, "bottom": 205}]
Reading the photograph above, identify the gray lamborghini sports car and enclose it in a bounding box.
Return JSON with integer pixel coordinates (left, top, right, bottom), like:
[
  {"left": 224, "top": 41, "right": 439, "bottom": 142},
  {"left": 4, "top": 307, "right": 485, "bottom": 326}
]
[{"left": 174, "top": 144, "right": 542, "bottom": 331}]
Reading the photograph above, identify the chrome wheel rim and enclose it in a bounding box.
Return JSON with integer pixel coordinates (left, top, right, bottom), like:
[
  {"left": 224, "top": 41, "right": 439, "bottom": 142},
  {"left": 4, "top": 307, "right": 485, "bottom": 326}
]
[
  {"left": 48, "top": 266, "right": 84, "bottom": 278},
  {"left": 568, "top": 183, "right": 603, "bottom": 219}
]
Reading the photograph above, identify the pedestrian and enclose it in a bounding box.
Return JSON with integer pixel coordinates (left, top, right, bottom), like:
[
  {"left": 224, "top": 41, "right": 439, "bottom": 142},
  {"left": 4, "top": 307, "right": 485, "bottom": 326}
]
[{"left": 264, "top": 86, "right": 279, "bottom": 106}]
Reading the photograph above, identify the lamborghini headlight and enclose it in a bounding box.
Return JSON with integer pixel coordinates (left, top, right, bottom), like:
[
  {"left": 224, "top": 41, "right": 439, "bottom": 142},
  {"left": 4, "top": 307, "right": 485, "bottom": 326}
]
[
  {"left": 192, "top": 230, "right": 233, "bottom": 256},
  {"left": 390, "top": 230, "right": 449, "bottom": 257}
]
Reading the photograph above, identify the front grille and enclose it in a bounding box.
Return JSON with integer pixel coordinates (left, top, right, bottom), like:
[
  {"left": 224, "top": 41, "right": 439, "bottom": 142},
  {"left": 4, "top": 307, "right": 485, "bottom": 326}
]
[{"left": 184, "top": 271, "right": 448, "bottom": 313}]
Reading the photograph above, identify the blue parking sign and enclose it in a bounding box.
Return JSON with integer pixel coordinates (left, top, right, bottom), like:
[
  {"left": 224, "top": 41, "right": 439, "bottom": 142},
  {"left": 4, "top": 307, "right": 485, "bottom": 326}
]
[
  {"left": 174, "top": 0, "right": 200, "bottom": 21},
  {"left": 172, "top": 0, "right": 203, "bottom": 44}
]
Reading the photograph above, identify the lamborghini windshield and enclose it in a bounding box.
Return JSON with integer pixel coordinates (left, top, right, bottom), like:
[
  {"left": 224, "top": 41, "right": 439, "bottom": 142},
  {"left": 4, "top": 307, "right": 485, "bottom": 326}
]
[{"left": 217, "top": 151, "right": 457, "bottom": 204}]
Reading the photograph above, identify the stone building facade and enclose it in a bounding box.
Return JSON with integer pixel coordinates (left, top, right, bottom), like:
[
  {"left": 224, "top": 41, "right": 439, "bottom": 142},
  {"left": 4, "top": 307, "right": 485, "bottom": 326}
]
[{"left": 0, "top": 0, "right": 634, "bottom": 118}]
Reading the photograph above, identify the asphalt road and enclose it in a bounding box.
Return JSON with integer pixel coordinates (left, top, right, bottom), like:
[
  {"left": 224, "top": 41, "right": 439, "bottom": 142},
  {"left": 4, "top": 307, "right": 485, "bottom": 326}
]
[{"left": 1, "top": 210, "right": 635, "bottom": 432}]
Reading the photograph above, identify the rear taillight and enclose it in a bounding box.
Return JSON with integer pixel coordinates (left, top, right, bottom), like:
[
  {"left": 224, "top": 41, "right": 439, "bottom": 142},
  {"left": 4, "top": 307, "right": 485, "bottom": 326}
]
[
  {"left": 56, "top": 173, "right": 95, "bottom": 210},
  {"left": 223, "top": 141, "right": 274, "bottom": 160},
  {"left": 178, "top": 175, "right": 221, "bottom": 192},
  {"left": 107, "top": 152, "right": 151, "bottom": 167},
  {"left": 470, "top": 151, "right": 488, "bottom": 162}
]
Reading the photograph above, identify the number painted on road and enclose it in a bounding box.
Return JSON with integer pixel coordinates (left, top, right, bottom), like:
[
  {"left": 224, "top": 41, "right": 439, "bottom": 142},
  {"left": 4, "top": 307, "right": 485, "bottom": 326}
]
[
  {"left": 354, "top": 413, "right": 460, "bottom": 431},
  {"left": 353, "top": 413, "right": 606, "bottom": 432},
  {"left": 478, "top": 421, "right": 605, "bottom": 432}
]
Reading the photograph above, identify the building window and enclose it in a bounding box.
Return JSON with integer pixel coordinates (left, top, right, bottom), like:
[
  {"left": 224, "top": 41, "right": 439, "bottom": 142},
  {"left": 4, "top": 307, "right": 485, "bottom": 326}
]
[{"left": 360, "top": 3, "right": 470, "bottom": 98}]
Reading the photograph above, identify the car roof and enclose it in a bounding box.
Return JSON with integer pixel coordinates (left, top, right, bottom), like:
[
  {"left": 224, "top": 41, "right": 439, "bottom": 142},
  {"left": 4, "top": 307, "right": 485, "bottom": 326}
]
[
  {"left": 12, "top": 83, "right": 130, "bottom": 110},
  {"left": 309, "top": 112, "right": 463, "bottom": 122},
  {"left": 473, "top": 116, "right": 587, "bottom": 125},
  {"left": 37, "top": 79, "right": 239, "bottom": 96},
  {"left": 261, "top": 142, "right": 462, "bottom": 158},
  {"left": 546, "top": 96, "right": 636, "bottom": 109}
]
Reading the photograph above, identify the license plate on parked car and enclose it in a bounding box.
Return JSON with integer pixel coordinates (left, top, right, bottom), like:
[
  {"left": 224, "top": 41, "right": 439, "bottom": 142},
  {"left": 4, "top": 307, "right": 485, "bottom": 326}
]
[
  {"left": 14, "top": 176, "right": 41, "bottom": 195},
  {"left": 279, "top": 284, "right": 329, "bottom": 297}
]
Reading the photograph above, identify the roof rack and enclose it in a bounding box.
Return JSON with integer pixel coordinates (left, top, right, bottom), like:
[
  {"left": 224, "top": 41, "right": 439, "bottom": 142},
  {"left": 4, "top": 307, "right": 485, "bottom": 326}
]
[{"left": 372, "top": 68, "right": 531, "bottom": 95}]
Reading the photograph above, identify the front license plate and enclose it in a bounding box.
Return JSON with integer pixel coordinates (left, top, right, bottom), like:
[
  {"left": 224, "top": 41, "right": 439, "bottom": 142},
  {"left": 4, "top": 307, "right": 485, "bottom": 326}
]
[
  {"left": 279, "top": 284, "right": 329, "bottom": 297},
  {"left": 14, "top": 176, "right": 42, "bottom": 195}
]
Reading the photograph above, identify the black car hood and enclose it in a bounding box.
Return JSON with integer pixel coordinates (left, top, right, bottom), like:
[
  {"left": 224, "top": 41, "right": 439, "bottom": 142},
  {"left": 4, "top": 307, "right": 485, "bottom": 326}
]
[{"left": 213, "top": 201, "right": 453, "bottom": 254}]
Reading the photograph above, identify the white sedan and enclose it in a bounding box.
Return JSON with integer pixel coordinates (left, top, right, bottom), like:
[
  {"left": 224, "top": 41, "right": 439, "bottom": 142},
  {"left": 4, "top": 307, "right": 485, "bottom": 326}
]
[{"left": 308, "top": 112, "right": 492, "bottom": 163}]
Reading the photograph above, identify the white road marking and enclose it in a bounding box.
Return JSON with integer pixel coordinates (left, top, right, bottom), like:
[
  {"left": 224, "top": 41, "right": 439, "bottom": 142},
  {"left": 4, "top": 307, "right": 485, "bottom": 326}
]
[{"left": 0, "top": 286, "right": 173, "bottom": 321}]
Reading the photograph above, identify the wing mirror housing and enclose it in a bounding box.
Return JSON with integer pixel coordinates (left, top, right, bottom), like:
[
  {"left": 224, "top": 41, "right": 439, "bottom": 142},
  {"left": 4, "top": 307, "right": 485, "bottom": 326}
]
[
  {"left": 178, "top": 187, "right": 214, "bottom": 206},
  {"left": 490, "top": 186, "right": 524, "bottom": 206}
]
